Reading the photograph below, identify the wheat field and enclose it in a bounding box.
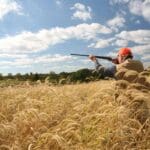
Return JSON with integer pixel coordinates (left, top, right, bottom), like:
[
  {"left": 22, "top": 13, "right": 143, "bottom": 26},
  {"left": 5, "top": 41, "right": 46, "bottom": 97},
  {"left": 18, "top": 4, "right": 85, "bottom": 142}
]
[{"left": 0, "top": 77, "right": 150, "bottom": 150}]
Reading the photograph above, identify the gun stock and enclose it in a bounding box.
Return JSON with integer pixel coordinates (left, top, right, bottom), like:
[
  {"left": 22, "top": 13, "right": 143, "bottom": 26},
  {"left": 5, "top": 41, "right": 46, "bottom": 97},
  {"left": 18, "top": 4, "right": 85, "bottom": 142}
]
[{"left": 71, "top": 53, "right": 112, "bottom": 61}]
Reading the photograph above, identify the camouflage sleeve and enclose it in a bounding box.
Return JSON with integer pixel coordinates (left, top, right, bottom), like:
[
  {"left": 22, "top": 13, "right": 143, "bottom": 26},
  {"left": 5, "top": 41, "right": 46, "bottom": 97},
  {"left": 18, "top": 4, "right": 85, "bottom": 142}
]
[
  {"left": 95, "top": 59, "right": 105, "bottom": 74},
  {"left": 95, "top": 60, "right": 116, "bottom": 78}
]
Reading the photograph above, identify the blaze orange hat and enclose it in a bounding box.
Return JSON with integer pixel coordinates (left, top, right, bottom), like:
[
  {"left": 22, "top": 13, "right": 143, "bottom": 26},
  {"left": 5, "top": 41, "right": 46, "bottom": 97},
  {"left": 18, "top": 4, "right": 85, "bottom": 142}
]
[{"left": 118, "top": 47, "right": 133, "bottom": 56}]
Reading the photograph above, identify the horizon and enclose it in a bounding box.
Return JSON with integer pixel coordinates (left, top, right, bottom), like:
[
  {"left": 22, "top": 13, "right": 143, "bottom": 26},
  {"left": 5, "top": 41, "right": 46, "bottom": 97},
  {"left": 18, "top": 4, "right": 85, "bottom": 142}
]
[{"left": 0, "top": 0, "right": 150, "bottom": 75}]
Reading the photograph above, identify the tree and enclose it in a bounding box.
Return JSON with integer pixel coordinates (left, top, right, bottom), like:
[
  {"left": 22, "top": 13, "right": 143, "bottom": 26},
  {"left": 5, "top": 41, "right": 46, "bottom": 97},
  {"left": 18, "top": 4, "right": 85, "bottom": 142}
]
[
  {"left": 59, "top": 72, "right": 69, "bottom": 79},
  {"left": 15, "top": 73, "right": 22, "bottom": 80},
  {"left": 48, "top": 71, "right": 58, "bottom": 83},
  {"left": 31, "top": 73, "right": 40, "bottom": 81},
  {"left": 7, "top": 73, "right": 14, "bottom": 79},
  {"left": 23, "top": 73, "right": 30, "bottom": 80},
  {"left": 0, "top": 73, "right": 3, "bottom": 80},
  {"left": 69, "top": 68, "right": 92, "bottom": 82}
]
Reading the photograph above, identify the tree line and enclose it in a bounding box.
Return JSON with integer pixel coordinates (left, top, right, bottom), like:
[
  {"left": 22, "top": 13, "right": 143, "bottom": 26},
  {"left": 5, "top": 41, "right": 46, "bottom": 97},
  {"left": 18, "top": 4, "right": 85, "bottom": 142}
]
[{"left": 0, "top": 68, "right": 103, "bottom": 85}]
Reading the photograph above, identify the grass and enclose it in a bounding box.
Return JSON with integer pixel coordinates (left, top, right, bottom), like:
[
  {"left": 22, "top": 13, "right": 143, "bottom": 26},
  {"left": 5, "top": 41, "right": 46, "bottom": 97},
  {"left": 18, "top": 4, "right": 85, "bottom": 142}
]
[{"left": 0, "top": 79, "right": 149, "bottom": 150}]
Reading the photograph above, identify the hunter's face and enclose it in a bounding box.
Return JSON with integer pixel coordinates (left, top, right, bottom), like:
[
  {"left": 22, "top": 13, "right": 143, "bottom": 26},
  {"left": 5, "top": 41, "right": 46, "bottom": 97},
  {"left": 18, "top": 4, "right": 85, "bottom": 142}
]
[{"left": 117, "top": 55, "right": 124, "bottom": 64}]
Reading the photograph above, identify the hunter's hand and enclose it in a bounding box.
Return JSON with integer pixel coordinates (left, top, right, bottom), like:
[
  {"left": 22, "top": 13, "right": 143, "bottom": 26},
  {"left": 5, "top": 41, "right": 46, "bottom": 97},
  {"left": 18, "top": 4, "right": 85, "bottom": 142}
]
[{"left": 89, "top": 55, "right": 97, "bottom": 62}]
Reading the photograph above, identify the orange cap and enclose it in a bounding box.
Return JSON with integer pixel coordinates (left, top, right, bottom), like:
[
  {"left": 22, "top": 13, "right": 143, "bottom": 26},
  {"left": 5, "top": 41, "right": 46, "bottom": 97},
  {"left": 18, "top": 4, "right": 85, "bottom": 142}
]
[{"left": 118, "top": 47, "right": 132, "bottom": 56}]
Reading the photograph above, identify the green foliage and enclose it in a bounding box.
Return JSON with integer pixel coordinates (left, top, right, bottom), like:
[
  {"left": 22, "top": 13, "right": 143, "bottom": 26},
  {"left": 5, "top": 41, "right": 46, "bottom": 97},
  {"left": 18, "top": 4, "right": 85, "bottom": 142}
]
[
  {"left": 69, "top": 68, "right": 92, "bottom": 83},
  {"left": 59, "top": 72, "right": 70, "bottom": 79},
  {"left": 15, "top": 73, "right": 22, "bottom": 80},
  {"left": 59, "top": 78, "right": 67, "bottom": 85},
  {"left": 32, "top": 73, "right": 40, "bottom": 81},
  {"left": 0, "top": 73, "right": 3, "bottom": 80},
  {"left": 0, "top": 68, "right": 104, "bottom": 85},
  {"left": 47, "top": 72, "right": 59, "bottom": 84},
  {"left": 7, "top": 73, "right": 14, "bottom": 79}
]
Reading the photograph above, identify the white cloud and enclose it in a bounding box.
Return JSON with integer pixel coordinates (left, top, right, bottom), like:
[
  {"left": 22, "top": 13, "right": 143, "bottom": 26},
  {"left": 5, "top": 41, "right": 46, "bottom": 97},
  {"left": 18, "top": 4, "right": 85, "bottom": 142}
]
[
  {"left": 0, "top": 54, "right": 73, "bottom": 68},
  {"left": 131, "top": 44, "right": 150, "bottom": 55},
  {"left": 0, "top": 23, "right": 111, "bottom": 54},
  {"left": 110, "top": 0, "right": 150, "bottom": 22},
  {"left": 56, "top": 0, "right": 61, "bottom": 5},
  {"left": 142, "top": 0, "right": 150, "bottom": 22},
  {"left": 141, "top": 54, "right": 150, "bottom": 60},
  {"left": 88, "top": 41, "right": 109, "bottom": 48},
  {"left": 88, "top": 29, "right": 150, "bottom": 59},
  {"left": 115, "top": 39, "right": 128, "bottom": 47},
  {"left": 71, "top": 3, "right": 92, "bottom": 21},
  {"left": 109, "top": 0, "right": 129, "bottom": 5},
  {"left": 35, "top": 54, "right": 73, "bottom": 64},
  {"left": 0, "top": 53, "right": 27, "bottom": 59},
  {"left": 129, "top": 0, "right": 143, "bottom": 16},
  {"left": 116, "top": 30, "right": 150, "bottom": 45},
  {"left": 115, "top": 30, "right": 150, "bottom": 56},
  {"left": 107, "top": 15, "right": 126, "bottom": 32},
  {"left": 88, "top": 38, "right": 114, "bottom": 49},
  {"left": 107, "top": 51, "right": 118, "bottom": 57},
  {"left": 129, "top": 0, "right": 150, "bottom": 22},
  {"left": 0, "top": 0, "right": 22, "bottom": 20},
  {"left": 135, "top": 20, "right": 140, "bottom": 24}
]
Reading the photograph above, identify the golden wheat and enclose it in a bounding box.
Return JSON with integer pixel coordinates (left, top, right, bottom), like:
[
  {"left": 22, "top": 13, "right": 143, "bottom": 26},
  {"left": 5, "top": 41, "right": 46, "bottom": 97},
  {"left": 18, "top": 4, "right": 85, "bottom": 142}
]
[{"left": 0, "top": 78, "right": 149, "bottom": 149}]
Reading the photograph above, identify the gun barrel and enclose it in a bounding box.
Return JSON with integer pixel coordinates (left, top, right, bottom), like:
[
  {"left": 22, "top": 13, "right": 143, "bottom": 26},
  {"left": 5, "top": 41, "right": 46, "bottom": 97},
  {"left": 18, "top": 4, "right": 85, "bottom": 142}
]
[
  {"left": 95, "top": 56, "right": 112, "bottom": 61},
  {"left": 71, "top": 53, "right": 112, "bottom": 61},
  {"left": 71, "top": 54, "right": 89, "bottom": 57}
]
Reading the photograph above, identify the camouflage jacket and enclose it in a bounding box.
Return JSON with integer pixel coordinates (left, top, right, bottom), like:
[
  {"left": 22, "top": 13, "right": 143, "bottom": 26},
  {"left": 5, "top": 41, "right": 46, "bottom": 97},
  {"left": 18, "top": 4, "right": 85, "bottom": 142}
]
[{"left": 95, "top": 59, "right": 144, "bottom": 78}]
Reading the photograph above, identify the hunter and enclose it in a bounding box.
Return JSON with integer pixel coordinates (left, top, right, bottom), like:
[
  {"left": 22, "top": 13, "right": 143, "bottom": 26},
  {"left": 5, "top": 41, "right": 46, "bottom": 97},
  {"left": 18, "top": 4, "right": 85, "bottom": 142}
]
[{"left": 89, "top": 47, "right": 144, "bottom": 78}]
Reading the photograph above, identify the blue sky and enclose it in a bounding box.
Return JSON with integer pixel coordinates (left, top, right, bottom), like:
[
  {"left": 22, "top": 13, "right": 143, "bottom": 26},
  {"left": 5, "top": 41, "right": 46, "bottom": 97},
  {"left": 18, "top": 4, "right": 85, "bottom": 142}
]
[{"left": 0, "top": 0, "right": 150, "bottom": 75}]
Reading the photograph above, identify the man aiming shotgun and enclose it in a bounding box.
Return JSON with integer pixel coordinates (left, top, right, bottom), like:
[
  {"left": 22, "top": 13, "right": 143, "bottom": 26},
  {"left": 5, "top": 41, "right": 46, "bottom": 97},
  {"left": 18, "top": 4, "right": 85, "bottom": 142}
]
[{"left": 71, "top": 47, "right": 144, "bottom": 78}]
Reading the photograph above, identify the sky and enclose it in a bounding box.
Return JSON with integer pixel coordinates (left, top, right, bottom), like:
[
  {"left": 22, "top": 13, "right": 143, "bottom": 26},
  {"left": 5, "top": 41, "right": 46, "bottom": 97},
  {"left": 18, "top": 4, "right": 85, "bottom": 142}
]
[{"left": 0, "top": 0, "right": 150, "bottom": 75}]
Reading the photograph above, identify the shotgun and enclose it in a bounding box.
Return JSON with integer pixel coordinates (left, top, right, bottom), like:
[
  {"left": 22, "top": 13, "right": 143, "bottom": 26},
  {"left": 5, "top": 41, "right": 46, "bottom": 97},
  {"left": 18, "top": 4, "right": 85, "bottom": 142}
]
[{"left": 71, "top": 53, "right": 113, "bottom": 61}]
